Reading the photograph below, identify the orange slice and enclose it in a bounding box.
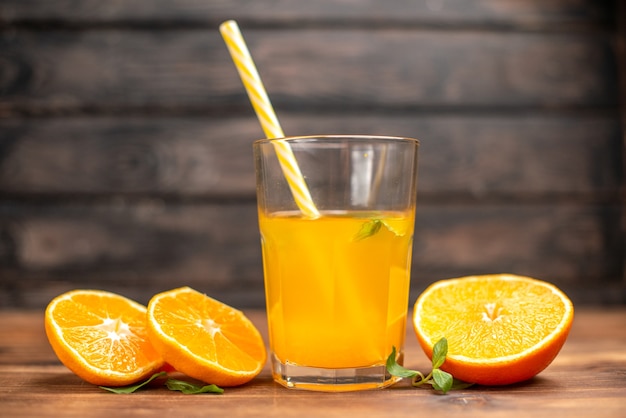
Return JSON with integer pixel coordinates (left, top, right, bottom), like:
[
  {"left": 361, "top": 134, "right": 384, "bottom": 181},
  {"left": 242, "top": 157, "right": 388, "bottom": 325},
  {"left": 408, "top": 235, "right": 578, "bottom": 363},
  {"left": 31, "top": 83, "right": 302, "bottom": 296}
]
[
  {"left": 413, "top": 274, "right": 574, "bottom": 385},
  {"left": 44, "top": 289, "right": 164, "bottom": 386},
  {"left": 146, "top": 287, "right": 266, "bottom": 387}
]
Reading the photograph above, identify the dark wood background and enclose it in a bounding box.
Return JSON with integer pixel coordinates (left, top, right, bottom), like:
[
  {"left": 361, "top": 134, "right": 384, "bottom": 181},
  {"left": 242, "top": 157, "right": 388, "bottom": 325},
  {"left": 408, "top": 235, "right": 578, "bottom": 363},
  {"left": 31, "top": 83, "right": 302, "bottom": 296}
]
[{"left": 0, "top": 0, "right": 624, "bottom": 309}]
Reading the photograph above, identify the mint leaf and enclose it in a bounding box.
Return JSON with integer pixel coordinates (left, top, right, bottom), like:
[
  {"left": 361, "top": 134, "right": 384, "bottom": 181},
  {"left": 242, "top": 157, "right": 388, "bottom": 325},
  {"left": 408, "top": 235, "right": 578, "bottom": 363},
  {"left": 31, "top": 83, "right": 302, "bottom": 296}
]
[
  {"left": 450, "top": 379, "right": 475, "bottom": 391},
  {"left": 165, "top": 378, "right": 224, "bottom": 394},
  {"left": 386, "top": 339, "right": 472, "bottom": 394},
  {"left": 432, "top": 369, "right": 453, "bottom": 394},
  {"left": 386, "top": 346, "right": 420, "bottom": 379},
  {"left": 354, "top": 219, "right": 383, "bottom": 241},
  {"left": 99, "top": 371, "right": 167, "bottom": 394},
  {"left": 431, "top": 337, "right": 448, "bottom": 369}
]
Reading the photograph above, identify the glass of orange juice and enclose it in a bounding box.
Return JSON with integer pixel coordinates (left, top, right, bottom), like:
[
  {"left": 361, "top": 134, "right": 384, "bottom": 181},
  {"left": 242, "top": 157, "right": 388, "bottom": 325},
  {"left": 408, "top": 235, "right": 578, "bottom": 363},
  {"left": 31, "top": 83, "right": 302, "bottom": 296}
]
[{"left": 254, "top": 135, "right": 419, "bottom": 391}]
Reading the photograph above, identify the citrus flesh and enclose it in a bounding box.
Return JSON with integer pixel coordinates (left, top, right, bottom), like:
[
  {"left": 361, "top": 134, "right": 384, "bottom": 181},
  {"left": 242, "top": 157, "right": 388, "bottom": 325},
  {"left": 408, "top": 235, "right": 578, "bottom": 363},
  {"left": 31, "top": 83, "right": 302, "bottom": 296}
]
[
  {"left": 44, "top": 289, "right": 164, "bottom": 386},
  {"left": 146, "top": 286, "right": 266, "bottom": 387},
  {"left": 413, "top": 274, "right": 574, "bottom": 385}
]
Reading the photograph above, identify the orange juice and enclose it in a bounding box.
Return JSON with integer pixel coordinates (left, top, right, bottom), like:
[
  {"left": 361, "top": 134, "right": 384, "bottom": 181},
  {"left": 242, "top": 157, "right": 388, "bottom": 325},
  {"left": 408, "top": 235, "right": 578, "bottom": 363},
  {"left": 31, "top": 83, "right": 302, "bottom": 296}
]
[{"left": 258, "top": 209, "right": 414, "bottom": 369}]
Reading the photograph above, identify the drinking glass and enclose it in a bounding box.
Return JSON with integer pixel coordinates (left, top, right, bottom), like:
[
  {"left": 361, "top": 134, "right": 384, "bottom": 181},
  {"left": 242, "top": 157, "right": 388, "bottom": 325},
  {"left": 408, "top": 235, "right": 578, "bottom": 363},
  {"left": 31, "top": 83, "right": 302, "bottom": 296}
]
[{"left": 254, "top": 135, "right": 419, "bottom": 391}]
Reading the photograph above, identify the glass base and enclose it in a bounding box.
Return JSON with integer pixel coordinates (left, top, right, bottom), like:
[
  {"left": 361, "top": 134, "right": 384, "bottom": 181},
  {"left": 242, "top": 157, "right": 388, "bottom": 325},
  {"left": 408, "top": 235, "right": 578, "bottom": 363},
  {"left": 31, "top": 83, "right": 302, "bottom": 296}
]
[{"left": 270, "top": 353, "right": 402, "bottom": 392}]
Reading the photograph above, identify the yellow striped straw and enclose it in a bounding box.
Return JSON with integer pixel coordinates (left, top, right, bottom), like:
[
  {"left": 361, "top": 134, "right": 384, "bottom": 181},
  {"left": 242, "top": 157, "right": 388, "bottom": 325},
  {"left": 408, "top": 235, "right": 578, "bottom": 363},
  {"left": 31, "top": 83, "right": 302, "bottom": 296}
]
[{"left": 219, "top": 20, "right": 320, "bottom": 219}]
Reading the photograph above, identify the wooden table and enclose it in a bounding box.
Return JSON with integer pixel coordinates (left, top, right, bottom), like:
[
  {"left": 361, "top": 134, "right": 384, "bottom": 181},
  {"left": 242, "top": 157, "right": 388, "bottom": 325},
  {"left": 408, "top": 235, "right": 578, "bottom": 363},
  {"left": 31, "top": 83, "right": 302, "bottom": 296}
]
[{"left": 1, "top": 308, "right": 625, "bottom": 418}]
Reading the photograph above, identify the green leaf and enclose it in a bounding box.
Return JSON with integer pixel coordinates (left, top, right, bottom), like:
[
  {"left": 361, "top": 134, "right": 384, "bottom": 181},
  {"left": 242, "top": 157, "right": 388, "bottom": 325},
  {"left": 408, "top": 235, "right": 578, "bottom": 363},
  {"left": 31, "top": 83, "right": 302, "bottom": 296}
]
[
  {"left": 353, "top": 219, "right": 383, "bottom": 241},
  {"left": 165, "top": 378, "right": 224, "bottom": 394},
  {"left": 386, "top": 346, "right": 419, "bottom": 378},
  {"left": 431, "top": 369, "right": 453, "bottom": 394},
  {"left": 431, "top": 337, "right": 448, "bottom": 369},
  {"left": 450, "top": 378, "right": 475, "bottom": 391},
  {"left": 386, "top": 339, "right": 472, "bottom": 395},
  {"left": 99, "top": 371, "right": 167, "bottom": 394}
]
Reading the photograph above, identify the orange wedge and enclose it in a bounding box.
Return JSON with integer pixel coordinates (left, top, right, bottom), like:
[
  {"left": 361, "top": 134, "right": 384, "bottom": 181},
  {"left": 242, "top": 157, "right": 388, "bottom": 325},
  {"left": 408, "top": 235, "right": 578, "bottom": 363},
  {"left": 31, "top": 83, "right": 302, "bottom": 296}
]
[
  {"left": 44, "top": 289, "right": 164, "bottom": 386},
  {"left": 146, "top": 287, "right": 266, "bottom": 387},
  {"left": 413, "top": 274, "right": 574, "bottom": 385}
]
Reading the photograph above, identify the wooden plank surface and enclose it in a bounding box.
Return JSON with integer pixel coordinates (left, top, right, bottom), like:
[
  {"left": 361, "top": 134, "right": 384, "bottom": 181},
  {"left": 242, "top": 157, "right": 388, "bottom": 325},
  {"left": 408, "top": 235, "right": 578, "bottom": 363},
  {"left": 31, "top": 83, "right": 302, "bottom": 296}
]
[
  {"left": 0, "top": 0, "right": 614, "bottom": 28},
  {"left": 0, "top": 0, "right": 623, "bottom": 310},
  {"left": 0, "top": 201, "right": 621, "bottom": 308},
  {"left": 0, "top": 309, "right": 624, "bottom": 418},
  {"left": 0, "top": 115, "right": 621, "bottom": 197},
  {"left": 0, "top": 29, "right": 617, "bottom": 114}
]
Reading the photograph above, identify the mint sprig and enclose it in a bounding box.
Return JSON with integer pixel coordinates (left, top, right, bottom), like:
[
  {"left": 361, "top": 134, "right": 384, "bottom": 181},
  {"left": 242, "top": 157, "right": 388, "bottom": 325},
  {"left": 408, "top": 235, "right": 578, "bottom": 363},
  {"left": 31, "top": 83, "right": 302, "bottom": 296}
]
[
  {"left": 99, "top": 371, "right": 168, "bottom": 394},
  {"left": 386, "top": 338, "right": 473, "bottom": 394},
  {"left": 99, "top": 372, "right": 224, "bottom": 395},
  {"left": 165, "top": 378, "right": 224, "bottom": 394},
  {"left": 354, "top": 219, "right": 384, "bottom": 241},
  {"left": 353, "top": 216, "right": 406, "bottom": 241}
]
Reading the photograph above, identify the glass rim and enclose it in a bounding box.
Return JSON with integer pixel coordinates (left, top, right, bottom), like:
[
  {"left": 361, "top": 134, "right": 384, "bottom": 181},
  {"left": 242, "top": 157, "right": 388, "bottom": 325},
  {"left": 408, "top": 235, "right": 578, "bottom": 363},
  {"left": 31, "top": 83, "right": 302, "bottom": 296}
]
[{"left": 253, "top": 134, "right": 419, "bottom": 146}]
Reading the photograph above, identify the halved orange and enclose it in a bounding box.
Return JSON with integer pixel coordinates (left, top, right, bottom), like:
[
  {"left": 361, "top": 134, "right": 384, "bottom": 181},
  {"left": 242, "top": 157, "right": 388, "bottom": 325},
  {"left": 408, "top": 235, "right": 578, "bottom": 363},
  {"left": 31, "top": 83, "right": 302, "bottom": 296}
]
[
  {"left": 146, "top": 287, "right": 266, "bottom": 387},
  {"left": 413, "top": 274, "right": 574, "bottom": 385},
  {"left": 44, "top": 289, "right": 164, "bottom": 386}
]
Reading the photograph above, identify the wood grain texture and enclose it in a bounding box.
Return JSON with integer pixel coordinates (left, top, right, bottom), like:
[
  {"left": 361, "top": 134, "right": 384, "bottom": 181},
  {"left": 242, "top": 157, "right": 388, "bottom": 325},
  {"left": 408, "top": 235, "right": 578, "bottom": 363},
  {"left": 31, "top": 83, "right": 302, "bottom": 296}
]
[
  {"left": 0, "top": 0, "right": 615, "bottom": 28},
  {"left": 0, "top": 309, "right": 624, "bottom": 418},
  {"left": 0, "top": 115, "right": 621, "bottom": 197},
  {"left": 0, "top": 29, "right": 617, "bottom": 114},
  {"left": 0, "top": 201, "right": 621, "bottom": 308},
  {"left": 0, "top": 0, "right": 623, "bottom": 309}
]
